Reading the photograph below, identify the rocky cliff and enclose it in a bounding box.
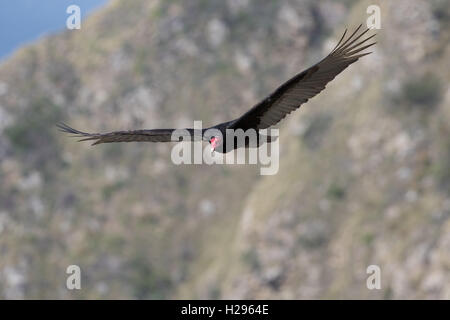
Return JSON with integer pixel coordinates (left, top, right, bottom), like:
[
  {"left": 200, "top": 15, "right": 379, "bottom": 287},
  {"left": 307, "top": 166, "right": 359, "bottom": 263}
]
[{"left": 0, "top": 0, "right": 449, "bottom": 299}]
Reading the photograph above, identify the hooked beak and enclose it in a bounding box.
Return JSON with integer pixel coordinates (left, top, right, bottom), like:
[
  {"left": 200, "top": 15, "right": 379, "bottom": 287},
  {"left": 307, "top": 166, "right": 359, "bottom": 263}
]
[{"left": 210, "top": 137, "right": 219, "bottom": 153}]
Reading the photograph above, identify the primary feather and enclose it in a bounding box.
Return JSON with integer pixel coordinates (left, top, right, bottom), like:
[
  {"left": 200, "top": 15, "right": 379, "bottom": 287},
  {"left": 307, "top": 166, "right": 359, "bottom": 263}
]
[{"left": 230, "top": 24, "right": 376, "bottom": 130}]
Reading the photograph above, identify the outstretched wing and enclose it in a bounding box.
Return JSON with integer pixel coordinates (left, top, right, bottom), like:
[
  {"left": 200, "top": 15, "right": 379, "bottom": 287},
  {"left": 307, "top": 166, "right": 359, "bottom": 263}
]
[
  {"left": 57, "top": 123, "right": 201, "bottom": 145},
  {"left": 231, "top": 24, "right": 376, "bottom": 131}
]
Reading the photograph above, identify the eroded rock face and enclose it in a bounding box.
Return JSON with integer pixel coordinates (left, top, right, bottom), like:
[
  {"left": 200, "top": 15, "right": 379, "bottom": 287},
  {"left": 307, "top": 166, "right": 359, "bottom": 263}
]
[{"left": 0, "top": 0, "right": 449, "bottom": 299}]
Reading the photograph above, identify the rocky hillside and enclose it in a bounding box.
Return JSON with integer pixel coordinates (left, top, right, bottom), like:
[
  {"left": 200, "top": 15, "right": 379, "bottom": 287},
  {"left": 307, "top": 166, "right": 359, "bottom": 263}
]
[{"left": 0, "top": 0, "right": 449, "bottom": 299}]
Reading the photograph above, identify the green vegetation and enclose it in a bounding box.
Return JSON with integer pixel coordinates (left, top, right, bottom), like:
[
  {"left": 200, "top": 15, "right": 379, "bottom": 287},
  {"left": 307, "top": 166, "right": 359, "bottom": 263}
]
[
  {"left": 326, "top": 182, "right": 346, "bottom": 200},
  {"left": 242, "top": 248, "right": 260, "bottom": 271},
  {"left": 127, "top": 256, "right": 172, "bottom": 299},
  {"left": 5, "top": 97, "right": 62, "bottom": 152},
  {"left": 401, "top": 73, "right": 442, "bottom": 109},
  {"left": 4, "top": 97, "right": 64, "bottom": 176},
  {"left": 301, "top": 112, "right": 333, "bottom": 149},
  {"left": 432, "top": 0, "right": 450, "bottom": 25}
]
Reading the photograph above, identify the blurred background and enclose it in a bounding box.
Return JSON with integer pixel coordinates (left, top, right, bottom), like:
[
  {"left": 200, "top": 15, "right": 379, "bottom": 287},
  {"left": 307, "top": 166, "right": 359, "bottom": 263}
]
[{"left": 0, "top": 0, "right": 449, "bottom": 299}]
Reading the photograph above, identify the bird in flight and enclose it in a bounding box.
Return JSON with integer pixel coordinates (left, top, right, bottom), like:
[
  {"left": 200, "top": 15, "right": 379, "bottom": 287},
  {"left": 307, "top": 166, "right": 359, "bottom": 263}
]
[{"left": 58, "top": 25, "right": 375, "bottom": 153}]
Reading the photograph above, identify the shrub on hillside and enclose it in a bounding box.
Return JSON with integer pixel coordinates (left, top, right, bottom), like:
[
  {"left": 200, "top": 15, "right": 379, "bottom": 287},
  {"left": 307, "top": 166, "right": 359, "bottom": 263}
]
[{"left": 401, "top": 73, "right": 442, "bottom": 109}]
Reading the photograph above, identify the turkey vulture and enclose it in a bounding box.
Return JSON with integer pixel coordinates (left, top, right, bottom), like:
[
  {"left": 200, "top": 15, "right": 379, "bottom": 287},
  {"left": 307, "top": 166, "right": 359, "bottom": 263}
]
[{"left": 58, "top": 25, "right": 375, "bottom": 153}]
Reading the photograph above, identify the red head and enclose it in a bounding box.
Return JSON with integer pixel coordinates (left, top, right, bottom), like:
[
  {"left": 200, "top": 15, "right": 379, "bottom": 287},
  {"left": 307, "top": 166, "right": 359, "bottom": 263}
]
[{"left": 209, "top": 136, "right": 220, "bottom": 152}]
